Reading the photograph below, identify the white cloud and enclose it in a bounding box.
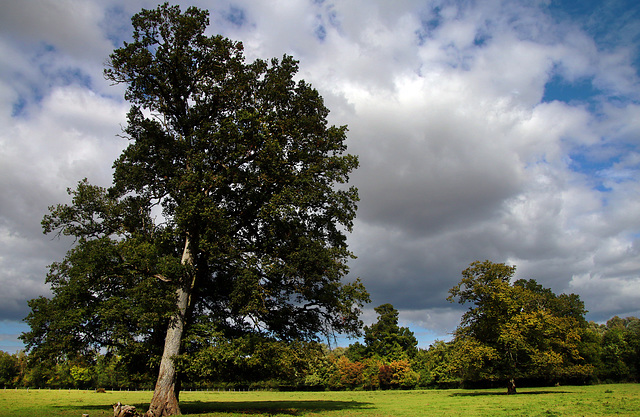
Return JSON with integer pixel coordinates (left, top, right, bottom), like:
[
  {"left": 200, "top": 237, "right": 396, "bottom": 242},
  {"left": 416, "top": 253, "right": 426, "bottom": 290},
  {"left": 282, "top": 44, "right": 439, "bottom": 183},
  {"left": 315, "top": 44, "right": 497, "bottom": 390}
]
[{"left": 569, "top": 272, "right": 640, "bottom": 317}]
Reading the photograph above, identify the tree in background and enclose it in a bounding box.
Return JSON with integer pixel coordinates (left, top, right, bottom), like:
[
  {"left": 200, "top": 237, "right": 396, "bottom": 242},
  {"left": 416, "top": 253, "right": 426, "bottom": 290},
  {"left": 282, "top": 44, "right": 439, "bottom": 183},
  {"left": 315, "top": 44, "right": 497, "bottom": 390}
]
[
  {"left": 322, "top": 347, "right": 419, "bottom": 390},
  {"left": 176, "top": 327, "right": 324, "bottom": 387},
  {"left": 22, "top": 3, "right": 368, "bottom": 415},
  {"left": 329, "top": 356, "right": 366, "bottom": 389},
  {"left": 598, "top": 316, "right": 640, "bottom": 381},
  {"left": 412, "top": 340, "right": 461, "bottom": 388},
  {"left": 448, "top": 260, "right": 593, "bottom": 393},
  {"left": 348, "top": 304, "right": 418, "bottom": 361},
  {"left": 0, "top": 351, "right": 19, "bottom": 388},
  {"left": 378, "top": 359, "right": 419, "bottom": 389}
]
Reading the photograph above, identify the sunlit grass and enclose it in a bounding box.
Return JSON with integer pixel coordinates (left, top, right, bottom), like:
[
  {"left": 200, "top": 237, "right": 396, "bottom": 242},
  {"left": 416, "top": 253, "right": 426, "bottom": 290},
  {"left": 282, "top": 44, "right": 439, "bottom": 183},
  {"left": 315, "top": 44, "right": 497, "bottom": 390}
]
[{"left": 0, "top": 384, "right": 639, "bottom": 416}]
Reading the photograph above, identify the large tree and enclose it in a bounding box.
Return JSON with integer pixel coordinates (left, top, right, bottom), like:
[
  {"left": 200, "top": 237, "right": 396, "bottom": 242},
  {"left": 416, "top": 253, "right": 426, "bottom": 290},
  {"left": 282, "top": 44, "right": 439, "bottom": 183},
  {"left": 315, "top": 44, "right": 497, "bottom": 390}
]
[
  {"left": 22, "top": 4, "right": 368, "bottom": 416},
  {"left": 448, "top": 260, "right": 593, "bottom": 393}
]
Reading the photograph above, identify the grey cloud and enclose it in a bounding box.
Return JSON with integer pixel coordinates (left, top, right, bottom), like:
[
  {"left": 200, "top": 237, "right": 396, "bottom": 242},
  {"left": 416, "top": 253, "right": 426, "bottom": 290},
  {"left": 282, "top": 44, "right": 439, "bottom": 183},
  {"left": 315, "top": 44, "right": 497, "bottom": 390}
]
[
  {"left": 0, "top": 83, "right": 128, "bottom": 327},
  {"left": 0, "top": 0, "right": 111, "bottom": 60}
]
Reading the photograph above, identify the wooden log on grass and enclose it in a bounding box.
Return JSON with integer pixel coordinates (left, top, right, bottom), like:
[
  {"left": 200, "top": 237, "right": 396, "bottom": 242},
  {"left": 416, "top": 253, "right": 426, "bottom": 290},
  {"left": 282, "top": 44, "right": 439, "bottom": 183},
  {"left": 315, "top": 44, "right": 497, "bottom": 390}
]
[{"left": 113, "top": 402, "right": 139, "bottom": 417}]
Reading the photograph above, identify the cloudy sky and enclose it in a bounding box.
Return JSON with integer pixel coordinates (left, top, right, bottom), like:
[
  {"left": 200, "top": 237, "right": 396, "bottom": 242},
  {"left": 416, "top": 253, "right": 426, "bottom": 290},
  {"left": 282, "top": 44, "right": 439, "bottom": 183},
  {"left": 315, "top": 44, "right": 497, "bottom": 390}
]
[{"left": 2, "top": 0, "right": 640, "bottom": 353}]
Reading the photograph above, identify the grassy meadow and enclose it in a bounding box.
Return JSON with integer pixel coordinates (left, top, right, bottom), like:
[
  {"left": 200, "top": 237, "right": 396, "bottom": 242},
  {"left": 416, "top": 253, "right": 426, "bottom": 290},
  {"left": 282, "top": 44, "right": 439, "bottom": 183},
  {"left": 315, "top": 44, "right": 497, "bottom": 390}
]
[{"left": 1, "top": 384, "right": 639, "bottom": 417}]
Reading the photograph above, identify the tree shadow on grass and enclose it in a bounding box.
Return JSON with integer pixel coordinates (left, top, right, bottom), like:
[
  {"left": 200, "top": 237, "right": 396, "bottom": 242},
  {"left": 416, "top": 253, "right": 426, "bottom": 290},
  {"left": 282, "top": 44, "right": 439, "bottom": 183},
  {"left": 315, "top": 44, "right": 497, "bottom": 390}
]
[
  {"left": 180, "top": 399, "right": 372, "bottom": 415},
  {"left": 59, "top": 400, "right": 371, "bottom": 415},
  {"left": 451, "top": 390, "right": 569, "bottom": 397},
  {"left": 53, "top": 403, "right": 148, "bottom": 411}
]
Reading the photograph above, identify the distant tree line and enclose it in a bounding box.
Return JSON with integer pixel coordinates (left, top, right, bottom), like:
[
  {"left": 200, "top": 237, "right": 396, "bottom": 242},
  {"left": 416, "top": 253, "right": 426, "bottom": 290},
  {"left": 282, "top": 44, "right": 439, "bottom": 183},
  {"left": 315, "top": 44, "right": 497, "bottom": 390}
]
[
  {"left": 0, "top": 315, "right": 638, "bottom": 391},
  {"left": 3, "top": 262, "right": 639, "bottom": 391}
]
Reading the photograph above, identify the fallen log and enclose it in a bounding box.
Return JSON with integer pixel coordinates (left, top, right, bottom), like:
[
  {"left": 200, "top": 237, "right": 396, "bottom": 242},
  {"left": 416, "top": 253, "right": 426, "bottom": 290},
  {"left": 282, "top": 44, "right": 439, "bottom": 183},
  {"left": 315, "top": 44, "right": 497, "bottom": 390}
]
[{"left": 113, "top": 402, "right": 139, "bottom": 417}]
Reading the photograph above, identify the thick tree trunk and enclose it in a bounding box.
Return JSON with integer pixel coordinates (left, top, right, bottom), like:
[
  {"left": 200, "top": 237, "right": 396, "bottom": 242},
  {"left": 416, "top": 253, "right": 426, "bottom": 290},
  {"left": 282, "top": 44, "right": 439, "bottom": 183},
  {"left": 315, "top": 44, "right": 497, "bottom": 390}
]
[{"left": 146, "top": 237, "right": 195, "bottom": 417}]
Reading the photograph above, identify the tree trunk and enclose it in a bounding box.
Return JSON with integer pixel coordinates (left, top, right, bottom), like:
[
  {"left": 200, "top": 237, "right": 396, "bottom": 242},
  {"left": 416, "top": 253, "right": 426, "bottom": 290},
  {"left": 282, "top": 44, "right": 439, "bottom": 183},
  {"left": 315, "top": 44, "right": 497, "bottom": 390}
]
[
  {"left": 507, "top": 378, "right": 517, "bottom": 394},
  {"left": 146, "top": 237, "right": 195, "bottom": 417}
]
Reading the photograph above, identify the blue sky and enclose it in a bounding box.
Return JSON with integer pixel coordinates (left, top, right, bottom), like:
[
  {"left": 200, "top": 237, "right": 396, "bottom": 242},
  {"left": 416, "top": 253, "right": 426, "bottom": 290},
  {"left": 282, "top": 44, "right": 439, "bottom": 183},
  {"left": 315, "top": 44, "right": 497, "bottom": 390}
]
[{"left": 1, "top": 0, "right": 640, "bottom": 353}]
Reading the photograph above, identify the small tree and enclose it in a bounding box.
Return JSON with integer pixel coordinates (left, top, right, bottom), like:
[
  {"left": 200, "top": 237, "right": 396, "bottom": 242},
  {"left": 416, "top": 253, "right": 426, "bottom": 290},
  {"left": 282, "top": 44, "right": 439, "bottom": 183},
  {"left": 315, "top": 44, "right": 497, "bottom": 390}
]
[
  {"left": 70, "top": 365, "right": 92, "bottom": 388},
  {"left": 412, "top": 341, "right": 459, "bottom": 388},
  {"left": 0, "top": 351, "right": 19, "bottom": 388},
  {"left": 335, "top": 356, "right": 365, "bottom": 389},
  {"left": 599, "top": 316, "right": 640, "bottom": 381},
  {"left": 388, "top": 359, "right": 419, "bottom": 389},
  {"left": 22, "top": 4, "right": 368, "bottom": 415},
  {"left": 361, "top": 358, "right": 381, "bottom": 390},
  {"left": 361, "top": 303, "right": 418, "bottom": 361}
]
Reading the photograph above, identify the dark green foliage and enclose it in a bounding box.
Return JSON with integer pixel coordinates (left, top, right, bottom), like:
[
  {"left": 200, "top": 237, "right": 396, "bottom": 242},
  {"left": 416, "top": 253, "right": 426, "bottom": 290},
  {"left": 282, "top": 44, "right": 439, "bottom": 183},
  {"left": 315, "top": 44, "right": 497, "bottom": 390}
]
[
  {"left": 0, "top": 350, "right": 19, "bottom": 387},
  {"left": 176, "top": 323, "right": 324, "bottom": 385},
  {"left": 22, "top": 181, "right": 174, "bottom": 378},
  {"left": 411, "top": 341, "right": 459, "bottom": 388},
  {"left": 103, "top": 2, "right": 367, "bottom": 342},
  {"left": 352, "top": 303, "right": 418, "bottom": 361},
  {"left": 596, "top": 316, "right": 640, "bottom": 381}
]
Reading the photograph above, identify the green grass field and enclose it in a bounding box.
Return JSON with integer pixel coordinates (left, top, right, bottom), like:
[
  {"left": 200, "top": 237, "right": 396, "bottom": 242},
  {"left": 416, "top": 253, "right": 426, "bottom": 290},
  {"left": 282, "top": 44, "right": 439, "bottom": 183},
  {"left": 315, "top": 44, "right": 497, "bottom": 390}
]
[{"left": 1, "top": 384, "right": 639, "bottom": 417}]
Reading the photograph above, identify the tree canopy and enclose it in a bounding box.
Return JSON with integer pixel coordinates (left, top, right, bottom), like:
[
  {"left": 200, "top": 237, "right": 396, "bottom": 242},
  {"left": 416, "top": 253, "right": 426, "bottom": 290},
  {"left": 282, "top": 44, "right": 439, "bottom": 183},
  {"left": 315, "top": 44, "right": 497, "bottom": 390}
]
[{"left": 22, "top": 4, "right": 368, "bottom": 416}]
